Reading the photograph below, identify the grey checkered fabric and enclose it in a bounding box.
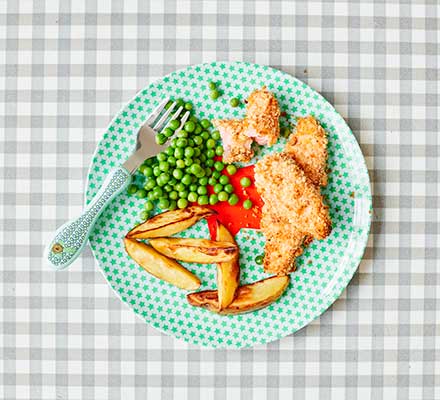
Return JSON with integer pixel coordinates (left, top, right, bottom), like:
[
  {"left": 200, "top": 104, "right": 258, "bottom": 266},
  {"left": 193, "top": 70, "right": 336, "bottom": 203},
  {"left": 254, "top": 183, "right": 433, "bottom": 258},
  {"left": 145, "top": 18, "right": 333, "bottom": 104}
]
[{"left": 1, "top": 0, "right": 439, "bottom": 399}]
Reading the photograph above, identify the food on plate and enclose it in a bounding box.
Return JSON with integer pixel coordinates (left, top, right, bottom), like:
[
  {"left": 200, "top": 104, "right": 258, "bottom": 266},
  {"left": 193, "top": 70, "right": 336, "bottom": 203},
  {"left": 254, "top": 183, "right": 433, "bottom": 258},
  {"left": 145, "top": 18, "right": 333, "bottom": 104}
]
[
  {"left": 212, "top": 119, "right": 254, "bottom": 163},
  {"left": 149, "top": 237, "right": 238, "bottom": 264},
  {"left": 284, "top": 116, "right": 328, "bottom": 186},
  {"left": 259, "top": 212, "right": 307, "bottom": 274},
  {"left": 124, "top": 238, "right": 201, "bottom": 290},
  {"left": 187, "top": 275, "right": 290, "bottom": 315},
  {"left": 212, "top": 86, "right": 280, "bottom": 163},
  {"left": 243, "top": 86, "right": 281, "bottom": 146},
  {"left": 126, "top": 206, "right": 215, "bottom": 239},
  {"left": 254, "top": 152, "right": 331, "bottom": 274},
  {"left": 215, "top": 223, "right": 240, "bottom": 310}
]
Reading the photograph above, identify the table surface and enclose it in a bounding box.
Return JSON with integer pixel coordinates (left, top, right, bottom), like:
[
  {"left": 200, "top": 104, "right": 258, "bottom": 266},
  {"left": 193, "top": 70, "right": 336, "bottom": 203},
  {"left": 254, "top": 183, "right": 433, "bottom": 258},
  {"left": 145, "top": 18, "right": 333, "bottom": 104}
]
[{"left": 1, "top": 1, "right": 439, "bottom": 399}]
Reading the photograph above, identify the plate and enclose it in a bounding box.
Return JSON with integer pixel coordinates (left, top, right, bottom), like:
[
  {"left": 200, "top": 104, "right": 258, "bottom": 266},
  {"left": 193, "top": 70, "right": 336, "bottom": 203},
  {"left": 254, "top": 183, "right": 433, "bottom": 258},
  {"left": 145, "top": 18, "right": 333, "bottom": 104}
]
[{"left": 85, "top": 61, "right": 371, "bottom": 348}]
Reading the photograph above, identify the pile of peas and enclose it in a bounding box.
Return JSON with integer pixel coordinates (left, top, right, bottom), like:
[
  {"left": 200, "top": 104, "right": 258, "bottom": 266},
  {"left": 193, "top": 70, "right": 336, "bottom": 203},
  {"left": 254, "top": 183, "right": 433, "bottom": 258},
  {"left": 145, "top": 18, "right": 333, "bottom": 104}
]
[{"left": 127, "top": 98, "right": 253, "bottom": 220}]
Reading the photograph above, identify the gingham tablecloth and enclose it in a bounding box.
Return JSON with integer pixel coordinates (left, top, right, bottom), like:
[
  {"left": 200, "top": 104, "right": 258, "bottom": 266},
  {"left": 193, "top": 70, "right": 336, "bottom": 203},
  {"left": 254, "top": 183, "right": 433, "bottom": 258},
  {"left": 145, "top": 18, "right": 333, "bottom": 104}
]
[{"left": 1, "top": 1, "right": 438, "bottom": 399}]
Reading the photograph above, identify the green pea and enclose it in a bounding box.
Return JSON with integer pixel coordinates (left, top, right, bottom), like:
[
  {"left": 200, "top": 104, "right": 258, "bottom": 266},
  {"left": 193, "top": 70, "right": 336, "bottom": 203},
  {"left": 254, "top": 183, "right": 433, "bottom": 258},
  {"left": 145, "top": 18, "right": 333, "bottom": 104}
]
[
  {"left": 208, "top": 177, "right": 217, "bottom": 186},
  {"left": 165, "top": 100, "right": 173, "bottom": 110},
  {"left": 226, "top": 164, "right": 237, "bottom": 175},
  {"left": 243, "top": 199, "right": 253, "bottom": 210},
  {"left": 168, "top": 177, "right": 177, "bottom": 186},
  {"left": 194, "top": 148, "right": 201, "bottom": 157},
  {"left": 197, "top": 186, "right": 208, "bottom": 195},
  {"left": 184, "top": 147, "right": 194, "bottom": 158},
  {"left": 190, "top": 115, "right": 198, "bottom": 123},
  {"left": 193, "top": 136, "right": 203, "bottom": 146},
  {"left": 170, "top": 138, "right": 178, "bottom": 147},
  {"left": 144, "top": 201, "right": 154, "bottom": 211},
  {"left": 212, "top": 170, "right": 221, "bottom": 179},
  {"left": 168, "top": 200, "right": 177, "bottom": 210},
  {"left": 140, "top": 210, "right": 149, "bottom": 220},
  {"left": 208, "top": 81, "right": 216, "bottom": 90},
  {"left": 189, "top": 184, "right": 198, "bottom": 192},
  {"left": 165, "top": 147, "right": 174, "bottom": 156},
  {"left": 159, "top": 173, "right": 170, "bottom": 184},
  {"left": 206, "top": 138, "right": 216, "bottom": 149},
  {"left": 281, "top": 126, "right": 291, "bottom": 137},
  {"left": 189, "top": 163, "right": 203, "bottom": 175},
  {"left": 169, "top": 191, "right": 178, "bottom": 200},
  {"left": 188, "top": 138, "right": 195, "bottom": 147},
  {"left": 213, "top": 183, "right": 223, "bottom": 194},
  {"left": 184, "top": 102, "right": 193, "bottom": 111},
  {"left": 210, "top": 90, "right": 220, "bottom": 100},
  {"left": 179, "top": 190, "right": 188, "bottom": 199},
  {"left": 205, "top": 167, "right": 212, "bottom": 176},
  {"left": 206, "top": 159, "right": 215, "bottom": 167},
  {"left": 209, "top": 194, "right": 219, "bottom": 205},
  {"left": 195, "top": 124, "right": 202, "bottom": 134},
  {"left": 163, "top": 184, "right": 172, "bottom": 192},
  {"left": 224, "top": 184, "right": 234, "bottom": 194},
  {"left": 156, "top": 134, "right": 167, "bottom": 145},
  {"left": 172, "top": 169, "right": 183, "bottom": 180},
  {"left": 175, "top": 99, "right": 184, "bottom": 108},
  {"left": 163, "top": 127, "right": 174, "bottom": 138},
  {"left": 184, "top": 121, "right": 196, "bottom": 133},
  {"left": 211, "top": 130, "right": 221, "bottom": 141},
  {"left": 137, "top": 189, "right": 147, "bottom": 199},
  {"left": 181, "top": 174, "right": 192, "bottom": 186},
  {"left": 219, "top": 175, "right": 229, "bottom": 185},
  {"left": 168, "top": 119, "right": 180, "bottom": 131},
  {"left": 215, "top": 146, "right": 224, "bottom": 156},
  {"left": 128, "top": 185, "right": 139, "bottom": 196},
  {"left": 158, "top": 198, "right": 169, "bottom": 210},
  {"left": 200, "top": 119, "right": 211, "bottom": 129},
  {"left": 228, "top": 194, "right": 239, "bottom": 206},
  {"left": 218, "top": 191, "right": 229, "bottom": 202},
  {"left": 201, "top": 131, "right": 210, "bottom": 140},
  {"left": 167, "top": 156, "right": 176, "bottom": 166},
  {"left": 199, "top": 154, "right": 206, "bottom": 162},
  {"left": 198, "top": 195, "right": 209, "bottom": 205},
  {"left": 157, "top": 152, "right": 167, "bottom": 162},
  {"left": 199, "top": 177, "right": 208, "bottom": 186},
  {"left": 176, "top": 138, "right": 188, "bottom": 148},
  {"left": 159, "top": 161, "right": 169, "bottom": 172},
  {"left": 176, "top": 130, "right": 188, "bottom": 138},
  {"left": 144, "top": 178, "right": 156, "bottom": 190},
  {"left": 177, "top": 198, "right": 188, "bottom": 209},
  {"left": 174, "top": 147, "right": 184, "bottom": 159},
  {"left": 240, "top": 177, "right": 252, "bottom": 187},
  {"left": 230, "top": 98, "right": 240, "bottom": 107},
  {"left": 176, "top": 159, "right": 185, "bottom": 168},
  {"left": 214, "top": 161, "right": 224, "bottom": 171},
  {"left": 206, "top": 149, "right": 215, "bottom": 159},
  {"left": 175, "top": 182, "right": 185, "bottom": 192},
  {"left": 184, "top": 158, "right": 193, "bottom": 167},
  {"left": 255, "top": 255, "right": 264, "bottom": 265},
  {"left": 188, "top": 192, "right": 198, "bottom": 202}
]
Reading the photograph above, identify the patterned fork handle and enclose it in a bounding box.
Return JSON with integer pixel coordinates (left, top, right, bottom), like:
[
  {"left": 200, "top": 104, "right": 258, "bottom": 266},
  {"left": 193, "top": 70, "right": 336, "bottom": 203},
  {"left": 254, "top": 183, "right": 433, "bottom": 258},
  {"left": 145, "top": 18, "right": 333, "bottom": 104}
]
[{"left": 44, "top": 166, "right": 131, "bottom": 270}]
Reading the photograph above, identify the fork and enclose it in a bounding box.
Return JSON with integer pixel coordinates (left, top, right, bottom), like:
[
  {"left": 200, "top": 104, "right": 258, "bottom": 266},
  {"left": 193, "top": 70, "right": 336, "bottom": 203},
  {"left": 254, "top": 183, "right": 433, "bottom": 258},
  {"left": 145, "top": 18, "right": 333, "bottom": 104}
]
[{"left": 44, "top": 98, "right": 190, "bottom": 270}]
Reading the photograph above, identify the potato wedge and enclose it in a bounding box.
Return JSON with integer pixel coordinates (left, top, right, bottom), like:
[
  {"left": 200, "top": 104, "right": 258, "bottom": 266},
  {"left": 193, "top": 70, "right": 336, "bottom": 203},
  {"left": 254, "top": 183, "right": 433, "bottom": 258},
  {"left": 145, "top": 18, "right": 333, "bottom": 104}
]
[
  {"left": 124, "top": 238, "right": 200, "bottom": 290},
  {"left": 187, "top": 275, "right": 289, "bottom": 315},
  {"left": 149, "top": 237, "right": 238, "bottom": 264},
  {"left": 216, "top": 223, "right": 240, "bottom": 310},
  {"left": 126, "top": 206, "right": 215, "bottom": 239}
]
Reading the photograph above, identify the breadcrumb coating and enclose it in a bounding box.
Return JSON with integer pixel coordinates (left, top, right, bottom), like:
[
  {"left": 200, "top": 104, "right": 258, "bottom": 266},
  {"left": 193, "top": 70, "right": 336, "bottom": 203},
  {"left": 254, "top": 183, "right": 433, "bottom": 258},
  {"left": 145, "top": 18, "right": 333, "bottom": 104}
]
[
  {"left": 212, "top": 119, "right": 254, "bottom": 164},
  {"left": 285, "top": 116, "right": 328, "bottom": 186},
  {"left": 255, "top": 153, "right": 331, "bottom": 274},
  {"left": 243, "top": 86, "right": 280, "bottom": 146}
]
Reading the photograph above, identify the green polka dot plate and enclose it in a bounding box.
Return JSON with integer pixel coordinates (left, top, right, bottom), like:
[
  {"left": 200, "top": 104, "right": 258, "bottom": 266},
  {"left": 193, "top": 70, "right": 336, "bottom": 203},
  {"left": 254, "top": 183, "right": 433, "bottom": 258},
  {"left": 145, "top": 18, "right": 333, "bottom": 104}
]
[{"left": 85, "top": 61, "right": 372, "bottom": 349}]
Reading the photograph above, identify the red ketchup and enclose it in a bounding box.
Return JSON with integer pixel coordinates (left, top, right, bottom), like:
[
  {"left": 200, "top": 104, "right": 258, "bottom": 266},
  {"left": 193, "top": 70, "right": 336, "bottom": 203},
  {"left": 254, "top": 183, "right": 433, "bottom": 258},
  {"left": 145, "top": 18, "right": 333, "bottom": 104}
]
[{"left": 204, "top": 165, "right": 263, "bottom": 238}]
